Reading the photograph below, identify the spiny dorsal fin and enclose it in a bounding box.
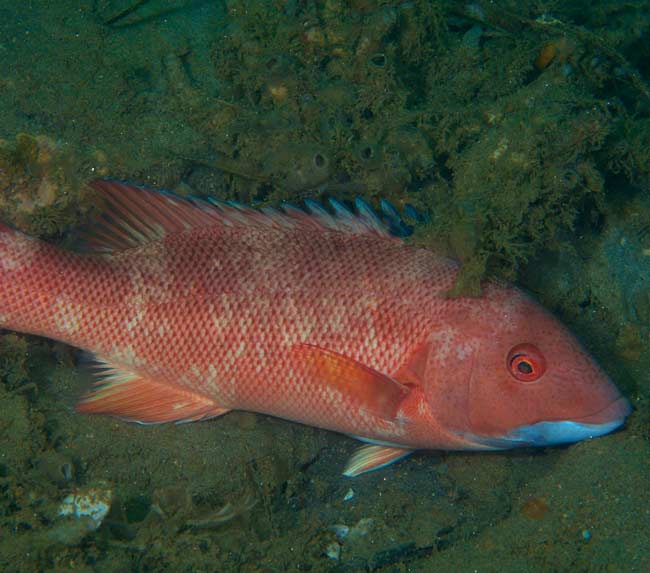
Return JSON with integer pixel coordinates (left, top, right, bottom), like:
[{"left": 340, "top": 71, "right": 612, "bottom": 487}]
[{"left": 82, "top": 180, "right": 405, "bottom": 253}]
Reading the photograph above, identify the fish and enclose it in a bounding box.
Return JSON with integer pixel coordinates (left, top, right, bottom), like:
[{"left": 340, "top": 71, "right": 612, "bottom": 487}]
[{"left": 0, "top": 180, "right": 632, "bottom": 476}]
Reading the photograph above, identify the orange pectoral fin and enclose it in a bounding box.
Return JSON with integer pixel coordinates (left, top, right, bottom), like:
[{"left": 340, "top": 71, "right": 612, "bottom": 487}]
[
  {"left": 293, "top": 343, "right": 410, "bottom": 421},
  {"left": 77, "top": 357, "right": 230, "bottom": 424},
  {"left": 393, "top": 339, "right": 431, "bottom": 386}
]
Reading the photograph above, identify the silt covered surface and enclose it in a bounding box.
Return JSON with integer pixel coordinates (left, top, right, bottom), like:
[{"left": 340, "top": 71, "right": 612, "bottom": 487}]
[{"left": 0, "top": 1, "right": 649, "bottom": 571}]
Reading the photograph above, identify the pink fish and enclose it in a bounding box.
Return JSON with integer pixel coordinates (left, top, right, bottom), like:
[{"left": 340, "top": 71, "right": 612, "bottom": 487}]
[{"left": 0, "top": 181, "right": 631, "bottom": 476}]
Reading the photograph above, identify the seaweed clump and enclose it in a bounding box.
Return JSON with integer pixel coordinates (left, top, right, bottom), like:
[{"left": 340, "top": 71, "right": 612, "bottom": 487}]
[
  {"left": 150, "top": 0, "right": 650, "bottom": 294},
  {"left": 168, "top": 1, "right": 446, "bottom": 209},
  {"left": 407, "top": 1, "right": 650, "bottom": 292},
  {"left": 0, "top": 134, "right": 104, "bottom": 237},
  {"left": 5, "top": 2, "right": 649, "bottom": 293}
]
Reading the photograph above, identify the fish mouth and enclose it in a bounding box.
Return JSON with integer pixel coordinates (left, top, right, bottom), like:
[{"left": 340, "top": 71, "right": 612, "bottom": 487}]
[
  {"left": 501, "top": 396, "right": 632, "bottom": 447},
  {"left": 460, "top": 396, "right": 632, "bottom": 449}
]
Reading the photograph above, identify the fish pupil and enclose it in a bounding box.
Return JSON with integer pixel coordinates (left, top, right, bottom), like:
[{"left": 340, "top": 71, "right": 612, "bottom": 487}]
[{"left": 517, "top": 360, "right": 533, "bottom": 374}]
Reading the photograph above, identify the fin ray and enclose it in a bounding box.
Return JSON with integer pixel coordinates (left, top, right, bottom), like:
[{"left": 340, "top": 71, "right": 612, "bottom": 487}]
[
  {"left": 81, "top": 180, "right": 404, "bottom": 253},
  {"left": 343, "top": 444, "right": 414, "bottom": 477},
  {"left": 77, "top": 355, "right": 230, "bottom": 424},
  {"left": 293, "top": 343, "right": 410, "bottom": 422}
]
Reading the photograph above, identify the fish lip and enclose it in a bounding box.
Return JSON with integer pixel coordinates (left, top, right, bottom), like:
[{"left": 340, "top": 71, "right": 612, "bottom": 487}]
[
  {"left": 570, "top": 396, "right": 632, "bottom": 425},
  {"left": 501, "top": 396, "right": 632, "bottom": 447}
]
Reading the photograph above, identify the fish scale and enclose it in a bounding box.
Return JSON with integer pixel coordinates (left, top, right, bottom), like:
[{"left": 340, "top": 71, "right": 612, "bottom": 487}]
[{"left": 0, "top": 180, "right": 631, "bottom": 476}]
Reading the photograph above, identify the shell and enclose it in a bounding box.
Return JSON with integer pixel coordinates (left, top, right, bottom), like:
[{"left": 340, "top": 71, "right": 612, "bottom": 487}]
[{"left": 57, "top": 482, "right": 113, "bottom": 530}]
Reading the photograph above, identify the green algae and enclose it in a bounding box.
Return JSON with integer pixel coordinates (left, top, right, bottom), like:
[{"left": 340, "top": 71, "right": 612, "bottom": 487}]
[
  {"left": 0, "top": 134, "right": 102, "bottom": 237},
  {"left": 0, "top": 0, "right": 650, "bottom": 571}
]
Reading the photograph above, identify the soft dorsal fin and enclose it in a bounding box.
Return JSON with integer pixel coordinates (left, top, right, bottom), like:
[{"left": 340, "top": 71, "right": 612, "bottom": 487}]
[{"left": 82, "top": 180, "right": 404, "bottom": 253}]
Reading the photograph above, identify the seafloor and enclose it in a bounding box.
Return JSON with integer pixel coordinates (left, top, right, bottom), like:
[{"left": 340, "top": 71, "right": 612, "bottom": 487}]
[{"left": 0, "top": 1, "right": 649, "bottom": 572}]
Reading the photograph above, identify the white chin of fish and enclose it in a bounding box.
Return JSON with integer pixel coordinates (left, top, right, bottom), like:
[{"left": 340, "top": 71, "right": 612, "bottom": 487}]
[
  {"left": 502, "top": 417, "right": 626, "bottom": 446},
  {"left": 467, "top": 397, "right": 632, "bottom": 449}
]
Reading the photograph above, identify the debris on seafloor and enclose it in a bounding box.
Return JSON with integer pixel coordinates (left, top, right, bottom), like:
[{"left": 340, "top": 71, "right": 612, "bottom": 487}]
[
  {"left": 325, "top": 542, "right": 341, "bottom": 560},
  {"left": 179, "top": 493, "right": 258, "bottom": 531},
  {"left": 0, "top": 133, "right": 104, "bottom": 236},
  {"left": 330, "top": 523, "right": 351, "bottom": 541},
  {"left": 520, "top": 496, "right": 549, "bottom": 520},
  {"left": 325, "top": 518, "right": 376, "bottom": 560},
  {"left": 347, "top": 517, "right": 375, "bottom": 540},
  {"left": 57, "top": 482, "right": 113, "bottom": 528},
  {"left": 47, "top": 482, "right": 113, "bottom": 546}
]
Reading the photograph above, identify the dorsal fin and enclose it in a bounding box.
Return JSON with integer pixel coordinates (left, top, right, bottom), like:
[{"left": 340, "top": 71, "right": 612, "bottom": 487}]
[{"left": 81, "top": 180, "right": 404, "bottom": 253}]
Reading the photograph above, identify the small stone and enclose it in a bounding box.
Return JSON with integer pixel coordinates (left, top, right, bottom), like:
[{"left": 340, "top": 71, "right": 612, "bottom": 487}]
[
  {"left": 325, "top": 542, "right": 341, "bottom": 560},
  {"left": 268, "top": 84, "right": 289, "bottom": 103},
  {"left": 330, "top": 524, "right": 350, "bottom": 541},
  {"left": 348, "top": 517, "right": 374, "bottom": 539}
]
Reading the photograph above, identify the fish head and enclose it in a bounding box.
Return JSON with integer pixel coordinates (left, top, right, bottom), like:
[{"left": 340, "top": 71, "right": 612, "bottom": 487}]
[{"left": 421, "top": 284, "right": 631, "bottom": 449}]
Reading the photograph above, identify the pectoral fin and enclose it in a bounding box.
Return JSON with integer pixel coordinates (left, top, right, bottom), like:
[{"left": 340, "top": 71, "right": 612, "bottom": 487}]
[
  {"left": 393, "top": 340, "right": 430, "bottom": 386},
  {"left": 343, "top": 444, "right": 414, "bottom": 477},
  {"left": 77, "top": 356, "right": 230, "bottom": 424},
  {"left": 293, "top": 343, "right": 410, "bottom": 421}
]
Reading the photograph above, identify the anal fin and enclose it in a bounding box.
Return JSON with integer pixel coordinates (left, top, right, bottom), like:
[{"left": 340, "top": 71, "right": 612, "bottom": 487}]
[
  {"left": 343, "top": 444, "right": 414, "bottom": 477},
  {"left": 77, "top": 358, "right": 230, "bottom": 424}
]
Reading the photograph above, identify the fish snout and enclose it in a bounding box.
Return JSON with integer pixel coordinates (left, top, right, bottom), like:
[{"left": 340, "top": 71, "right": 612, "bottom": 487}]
[{"left": 572, "top": 395, "right": 632, "bottom": 426}]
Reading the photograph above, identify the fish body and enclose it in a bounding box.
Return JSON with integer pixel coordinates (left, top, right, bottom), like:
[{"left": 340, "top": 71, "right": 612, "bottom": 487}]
[{"left": 0, "top": 181, "right": 631, "bottom": 475}]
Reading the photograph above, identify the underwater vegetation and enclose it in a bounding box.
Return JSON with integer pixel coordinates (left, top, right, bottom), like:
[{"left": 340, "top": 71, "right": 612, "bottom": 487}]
[
  {"left": 5, "top": 1, "right": 649, "bottom": 288},
  {"left": 0, "top": 0, "right": 649, "bottom": 571},
  {"left": 123, "top": 0, "right": 650, "bottom": 292},
  {"left": 0, "top": 134, "right": 108, "bottom": 237}
]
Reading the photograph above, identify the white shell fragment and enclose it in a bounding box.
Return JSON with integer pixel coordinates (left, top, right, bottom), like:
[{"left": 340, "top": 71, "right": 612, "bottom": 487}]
[
  {"left": 57, "top": 483, "right": 113, "bottom": 530},
  {"left": 343, "top": 488, "right": 354, "bottom": 501}
]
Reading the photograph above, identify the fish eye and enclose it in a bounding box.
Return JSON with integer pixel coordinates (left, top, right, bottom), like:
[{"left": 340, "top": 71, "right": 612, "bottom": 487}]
[{"left": 507, "top": 343, "right": 546, "bottom": 382}]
